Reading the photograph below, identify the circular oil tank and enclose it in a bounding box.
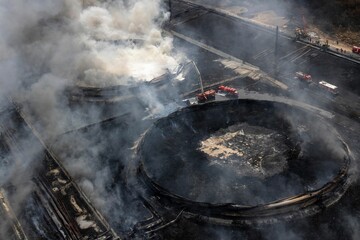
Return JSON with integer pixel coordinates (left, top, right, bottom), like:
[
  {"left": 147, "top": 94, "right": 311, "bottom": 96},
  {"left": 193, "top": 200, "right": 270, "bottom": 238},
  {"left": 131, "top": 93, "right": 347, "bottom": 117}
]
[{"left": 137, "top": 99, "right": 352, "bottom": 225}]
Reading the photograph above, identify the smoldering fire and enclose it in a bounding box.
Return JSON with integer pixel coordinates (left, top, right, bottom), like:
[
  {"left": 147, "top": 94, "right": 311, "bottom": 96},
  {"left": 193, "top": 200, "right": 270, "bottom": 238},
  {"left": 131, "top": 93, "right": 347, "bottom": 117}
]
[{"left": 0, "top": 0, "right": 359, "bottom": 240}]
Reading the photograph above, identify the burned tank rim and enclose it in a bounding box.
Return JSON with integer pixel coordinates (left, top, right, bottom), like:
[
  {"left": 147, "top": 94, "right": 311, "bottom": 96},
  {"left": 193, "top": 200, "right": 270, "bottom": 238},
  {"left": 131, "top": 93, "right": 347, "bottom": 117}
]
[
  {"left": 136, "top": 99, "right": 352, "bottom": 224},
  {"left": 67, "top": 72, "right": 174, "bottom": 102}
]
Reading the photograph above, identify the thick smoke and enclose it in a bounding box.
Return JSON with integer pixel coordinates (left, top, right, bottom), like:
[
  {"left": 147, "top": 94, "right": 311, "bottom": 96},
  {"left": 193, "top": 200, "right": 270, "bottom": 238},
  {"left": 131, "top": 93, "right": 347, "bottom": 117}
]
[
  {"left": 0, "top": 0, "right": 183, "bottom": 136},
  {"left": 0, "top": 0, "right": 183, "bottom": 237},
  {"left": 78, "top": 1, "right": 181, "bottom": 85},
  {"left": 1, "top": 0, "right": 358, "bottom": 239}
]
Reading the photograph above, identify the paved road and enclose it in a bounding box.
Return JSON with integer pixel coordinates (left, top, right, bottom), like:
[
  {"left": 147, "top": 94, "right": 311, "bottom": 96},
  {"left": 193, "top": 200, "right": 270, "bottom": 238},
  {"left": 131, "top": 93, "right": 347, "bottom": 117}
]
[{"left": 170, "top": 2, "right": 360, "bottom": 97}]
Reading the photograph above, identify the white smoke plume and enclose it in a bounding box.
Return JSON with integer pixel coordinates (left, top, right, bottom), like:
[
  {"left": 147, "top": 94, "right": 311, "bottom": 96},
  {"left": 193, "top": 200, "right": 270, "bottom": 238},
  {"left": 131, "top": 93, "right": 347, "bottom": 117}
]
[
  {"left": 0, "top": 0, "right": 183, "bottom": 237},
  {"left": 0, "top": 0, "right": 183, "bottom": 136},
  {"left": 78, "top": 1, "right": 181, "bottom": 85}
]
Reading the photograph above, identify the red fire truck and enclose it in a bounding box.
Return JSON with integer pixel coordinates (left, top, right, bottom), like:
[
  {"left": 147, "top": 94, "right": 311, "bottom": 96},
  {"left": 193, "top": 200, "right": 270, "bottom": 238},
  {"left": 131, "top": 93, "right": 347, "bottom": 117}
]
[
  {"left": 295, "top": 72, "right": 312, "bottom": 83},
  {"left": 352, "top": 46, "right": 360, "bottom": 54},
  {"left": 217, "top": 85, "right": 238, "bottom": 97}
]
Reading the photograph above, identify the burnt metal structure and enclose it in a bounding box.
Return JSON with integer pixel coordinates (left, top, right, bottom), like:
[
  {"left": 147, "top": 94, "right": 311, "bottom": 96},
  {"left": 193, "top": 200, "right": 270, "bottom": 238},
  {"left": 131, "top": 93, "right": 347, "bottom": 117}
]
[
  {"left": 0, "top": 106, "right": 120, "bottom": 240},
  {"left": 0, "top": 189, "right": 28, "bottom": 240},
  {"left": 68, "top": 73, "right": 172, "bottom": 103},
  {"left": 136, "top": 99, "right": 352, "bottom": 226}
]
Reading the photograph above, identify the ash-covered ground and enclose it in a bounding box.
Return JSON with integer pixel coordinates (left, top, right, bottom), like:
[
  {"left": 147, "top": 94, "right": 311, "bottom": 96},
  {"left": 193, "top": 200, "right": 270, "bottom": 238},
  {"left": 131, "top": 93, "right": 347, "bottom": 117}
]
[
  {"left": 139, "top": 100, "right": 347, "bottom": 206},
  {"left": 0, "top": 1, "right": 359, "bottom": 240}
]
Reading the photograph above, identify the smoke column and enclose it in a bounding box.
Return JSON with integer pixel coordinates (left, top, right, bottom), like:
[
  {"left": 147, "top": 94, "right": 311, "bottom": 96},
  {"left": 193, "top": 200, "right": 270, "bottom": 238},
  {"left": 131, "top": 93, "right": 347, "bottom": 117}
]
[
  {"left": 0, "top": 0, "right": 183, "bottom": 237},
  {"left": 0, "top": 0, "right": 182, "bottom": 134}
]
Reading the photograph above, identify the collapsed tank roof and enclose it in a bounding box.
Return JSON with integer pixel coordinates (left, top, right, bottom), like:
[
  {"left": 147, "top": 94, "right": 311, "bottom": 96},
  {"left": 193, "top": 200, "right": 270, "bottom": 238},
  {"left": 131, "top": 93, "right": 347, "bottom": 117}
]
[{"left": 137, "top": 99, "right": 351, "bottom": 225}]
